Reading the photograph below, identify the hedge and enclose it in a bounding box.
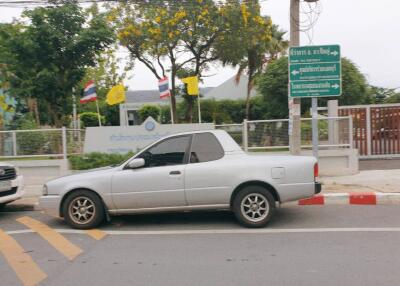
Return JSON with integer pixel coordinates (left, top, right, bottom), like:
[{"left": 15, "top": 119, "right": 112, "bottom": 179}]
[{"left": 69, "top": 152, "right": 134, "bottom": 170}]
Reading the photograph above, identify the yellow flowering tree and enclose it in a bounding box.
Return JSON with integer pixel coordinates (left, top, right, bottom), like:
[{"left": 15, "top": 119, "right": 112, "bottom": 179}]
[
  {"left": 215, "top": 0, "right": 286, "bottom": 120},
  {"left": 113, "top": 0, "right": 224, "bottom": 123}
]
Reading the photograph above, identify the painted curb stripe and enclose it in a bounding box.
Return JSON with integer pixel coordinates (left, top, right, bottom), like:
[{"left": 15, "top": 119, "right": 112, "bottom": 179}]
[
  {"left": 85, "top": 229, "right": 107, "bottom": 240},
  {"left": 298, "top": 194, "right": 324, "bottom": 205},
  {"left": 0, "top": 228, "right": 47, "bottom": 286},
  {"left": 16, "top": 216, "right": 82, "bottom": 261},
  {"left": 349, "top": 192, "right": 377, "bottom": 205},
  {"left": 298, "top": 192, "right": 400, "bottom": 205}
]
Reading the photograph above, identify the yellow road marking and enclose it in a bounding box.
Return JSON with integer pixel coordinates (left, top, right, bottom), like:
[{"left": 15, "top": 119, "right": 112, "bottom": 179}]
[
  {"left": 0, "top": 229, "right": 47, "bottom": 286},
  {"left": 16, "top": 216, "right": 82, "bottom": 261},
  {"left": 85, "top": 229, "right": 107, "bottom": 240}
]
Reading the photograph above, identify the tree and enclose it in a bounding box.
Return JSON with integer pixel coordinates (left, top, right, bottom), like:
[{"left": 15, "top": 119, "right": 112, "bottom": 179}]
[
  {"left": 257, "top": 57, "right": 371, "bottom": 119},
  {"left": 385, "top": 91, "right": 400, "bottom": 103},
  {"left": 138, "top": 105, "right": 161, "bottom": 122},
  {"left": 80, "top": 112, "right": 105, "bottom": 127},
  {"left": 214, "top": 0, "right": 278, "bottom": 120},
  {"left": 256, "top": 57, "right": 290, "bottom": 119},
  {"left": 340, "top": 58, "right": 369, "bottom": 105},
  {"left": 79, "top": 45, "right": 133, "bottom": 126},
  {"left": 367, "top": 86, "right": 400, "bottom": 104},
  {"left": 0, "top": 2, "right": 114, "bottom": 127},
  {"left": 114, "top": 0, "right": 224, "bottom": 123}
]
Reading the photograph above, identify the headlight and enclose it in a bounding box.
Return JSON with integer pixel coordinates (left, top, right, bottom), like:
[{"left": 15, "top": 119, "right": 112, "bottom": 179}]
[{"left": 42, "top": 184, "right": 48, "bottom": 196}]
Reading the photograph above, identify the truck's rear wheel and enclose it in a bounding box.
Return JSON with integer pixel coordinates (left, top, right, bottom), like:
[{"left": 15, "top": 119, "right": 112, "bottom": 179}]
[
  {"left": 233, "top": 186, "right": 275, "bottom": 228},
  {"left": 62, "top": 190, "right": 105, "bottom": 229}
]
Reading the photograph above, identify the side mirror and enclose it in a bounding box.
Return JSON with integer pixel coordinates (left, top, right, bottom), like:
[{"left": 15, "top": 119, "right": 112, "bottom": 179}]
[{"left": 126, "top": 158, "right": 145, "bottom": 169}]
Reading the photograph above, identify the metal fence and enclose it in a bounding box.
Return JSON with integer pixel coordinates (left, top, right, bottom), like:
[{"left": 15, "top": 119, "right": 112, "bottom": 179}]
[
  {"left": 0, "top": 128, "right": 85, "bottom": 159},
  {"left": 216, "top": 116, "right": 353, "bottom": 152},
  {"left": 0, "top": 116, "right": 352, "bottom": 158}
]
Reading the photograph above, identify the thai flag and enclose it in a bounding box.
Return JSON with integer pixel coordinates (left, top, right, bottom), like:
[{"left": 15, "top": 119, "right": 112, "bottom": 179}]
[
  {"left": 80, "top": 80, "right": 97, "bottom": 103},
  {"left": 158, "top": 77, "right": 171, "bottom": 99}
]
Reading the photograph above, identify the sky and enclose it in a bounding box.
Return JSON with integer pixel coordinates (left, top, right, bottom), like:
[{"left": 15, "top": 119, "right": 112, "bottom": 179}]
[{"left": 1, "top": 0, "right": 399, "bottom": 91}]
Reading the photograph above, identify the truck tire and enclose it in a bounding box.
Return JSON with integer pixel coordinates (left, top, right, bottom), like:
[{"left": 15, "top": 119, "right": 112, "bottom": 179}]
[
  {"left": 233, "top": 185, "right": 276, "bottom": 228},
  {"left": 62, "top": 190, "right": 105, "bottom": 229}
]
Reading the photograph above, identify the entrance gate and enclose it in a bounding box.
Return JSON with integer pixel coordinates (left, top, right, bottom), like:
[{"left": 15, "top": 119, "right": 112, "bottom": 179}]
[{"left": 339, "top": 103, "right": 400, "bottom": 156}]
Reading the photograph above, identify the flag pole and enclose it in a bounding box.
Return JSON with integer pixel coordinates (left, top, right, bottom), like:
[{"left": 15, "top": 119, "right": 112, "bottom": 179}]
[
  {"left": 95, "top": 99, "right": 102, "bottom": 127},
  {"left": 170, "top": 96, "right": 174, "bottom": 124},
  {"left": 197, "top": 92, "right": 202, "bottom": 124}
]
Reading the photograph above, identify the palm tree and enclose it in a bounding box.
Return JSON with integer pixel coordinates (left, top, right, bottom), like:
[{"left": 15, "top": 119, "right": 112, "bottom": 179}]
[{"left": 234, "top": 24, "right": 289, "bottom": 120}]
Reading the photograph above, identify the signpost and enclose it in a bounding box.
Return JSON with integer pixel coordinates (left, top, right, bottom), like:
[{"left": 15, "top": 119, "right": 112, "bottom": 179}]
[{"left": 289, "top": 44, "right": 342, "bottom": 159}]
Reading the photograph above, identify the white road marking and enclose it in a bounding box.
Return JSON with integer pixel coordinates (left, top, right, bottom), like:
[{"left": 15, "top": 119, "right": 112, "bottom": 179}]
[{"left": 6, "top": 227, "right": 400, "bottom": 236}]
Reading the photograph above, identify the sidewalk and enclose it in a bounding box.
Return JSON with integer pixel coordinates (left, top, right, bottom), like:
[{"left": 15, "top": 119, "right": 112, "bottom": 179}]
[{"left": 321, "top": 169, "right": 400, "bottom": 193}]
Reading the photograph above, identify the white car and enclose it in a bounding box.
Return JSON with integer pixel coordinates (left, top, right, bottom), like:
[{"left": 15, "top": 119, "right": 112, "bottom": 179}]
[
  {"left": 0, "top": 162, "right": 24, "bottom": 206},
  {"left": 40, "top": 130, "right": 321, "bottom": 229}
]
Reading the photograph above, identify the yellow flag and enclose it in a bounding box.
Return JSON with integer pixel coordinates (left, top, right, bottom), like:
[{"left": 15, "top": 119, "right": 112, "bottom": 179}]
[
  {"left": 106, "top": 84, "right": 126, "bottom": 105},
  {"left": 241, "top": 3, "right": 248, "bottom": 26},
  {"left": 181, "top": 76, "right": 199, "bottom": 96}
]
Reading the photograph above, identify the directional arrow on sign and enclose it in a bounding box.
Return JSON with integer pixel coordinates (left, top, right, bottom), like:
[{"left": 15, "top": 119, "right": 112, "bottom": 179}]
[
  {"left": 331, "top": 51, "right": 339, "bottom": 56},
  {"left": 332, "top": 84, "right": 340, "bottom": 89},
  {"left": 291, "top": 70, "right": 300, "bottom": 75}
]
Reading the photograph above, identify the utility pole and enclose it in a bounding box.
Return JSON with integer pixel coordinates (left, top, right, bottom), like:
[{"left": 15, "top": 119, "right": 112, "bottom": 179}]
[{"left": 289, "top": 0, "right": 302, "bottom": 155}]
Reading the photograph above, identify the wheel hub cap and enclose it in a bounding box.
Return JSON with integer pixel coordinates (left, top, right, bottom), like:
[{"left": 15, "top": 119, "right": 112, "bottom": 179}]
[
  {"left": 69, "top": 196, "right": 96, "bottom": 225},
  {"left": 240, "top": 193, "right": 269, "bottom": 223}
]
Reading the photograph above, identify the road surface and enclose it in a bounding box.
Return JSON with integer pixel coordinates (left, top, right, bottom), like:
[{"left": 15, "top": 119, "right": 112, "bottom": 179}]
[{"left": 1, "top": 205, "right": 400, "bottom": 286}]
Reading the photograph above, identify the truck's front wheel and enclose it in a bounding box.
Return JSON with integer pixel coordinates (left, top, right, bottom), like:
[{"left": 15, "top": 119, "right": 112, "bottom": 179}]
[
  {"left": 62, "top": 190, "right": 105, "bottom": 229},
  {"left": 233, "top": 186, "right": 275, "bottom": 228}
]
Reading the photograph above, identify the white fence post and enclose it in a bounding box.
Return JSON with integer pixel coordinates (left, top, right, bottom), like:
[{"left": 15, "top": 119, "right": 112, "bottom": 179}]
[
  {"left": 366, "top": 106, "right": 372, "bottom": 156},
  {"left": 62, "top": 127, "right": 67, "bottom": 159},
  {"left": 243, "top": 119, "right": 248, "bottom": 152},
  {"left": 348, "top": 116, "right": 353, "bottom": 149},
  {"left": 12, "top": 131, "right": 17, "bottom": 156}
]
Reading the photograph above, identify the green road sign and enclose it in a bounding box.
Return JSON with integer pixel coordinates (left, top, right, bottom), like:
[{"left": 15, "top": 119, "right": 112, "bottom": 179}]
[
  {"left": 290, "top": 79, "right": 341, "bottom": 97},
  {"left": 289, "top": 45, "right": 340, "bottom": 64},
  {"left": 289, "top": 45, "right": 341, "bottom": 98},
  {"left": 290, "top": 63, "right": 340, "bottom": 81}
]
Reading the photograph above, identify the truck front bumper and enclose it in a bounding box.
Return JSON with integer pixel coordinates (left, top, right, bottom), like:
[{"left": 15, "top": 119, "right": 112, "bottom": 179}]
[{"left": 39, "top": 195, "right": 61, "bottom": 217}]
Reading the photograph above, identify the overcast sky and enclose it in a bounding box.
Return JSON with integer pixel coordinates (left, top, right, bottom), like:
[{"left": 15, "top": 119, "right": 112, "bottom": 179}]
[{"left": 1, "top": 0, "right": 399, "bottom": 90}]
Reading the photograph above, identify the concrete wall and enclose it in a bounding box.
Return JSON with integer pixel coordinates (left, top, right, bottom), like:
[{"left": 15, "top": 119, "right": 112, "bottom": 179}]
[
  {"left": 6, "top": 159, "right": 70, "bottom": 185},
  {"left": 84, "top": 117, "right": 214, "bottom": 154},
  {"left": 303, "top": 149, "right": 359, "bottom": 176}
]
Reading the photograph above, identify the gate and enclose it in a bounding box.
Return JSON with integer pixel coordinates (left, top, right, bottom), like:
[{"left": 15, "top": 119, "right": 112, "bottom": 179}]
[{"left": 339, "top": 103, "right": 400, "bottom": 157}]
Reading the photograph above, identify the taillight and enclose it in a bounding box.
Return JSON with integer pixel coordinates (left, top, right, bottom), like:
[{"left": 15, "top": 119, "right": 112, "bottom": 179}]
[{"left": 314, "top": 163, "right": 319, "bottom": 178}]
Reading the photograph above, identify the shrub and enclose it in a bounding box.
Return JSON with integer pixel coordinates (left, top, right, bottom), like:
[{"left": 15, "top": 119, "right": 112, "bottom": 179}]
[
  {"left": 16, "top": 115, "right": 48, "bottom": 155},
  {"left": 160, "top": 105, "right": 171, "bottom": 124},
  {"left": 138, "top": 105, "right": 161, "bottom": 122},
  {"left": 69, "top": 152, "right": 134, "bottom": 170},
  {"left": 80, "top": 112, "right": 105, "bottom": 128}
]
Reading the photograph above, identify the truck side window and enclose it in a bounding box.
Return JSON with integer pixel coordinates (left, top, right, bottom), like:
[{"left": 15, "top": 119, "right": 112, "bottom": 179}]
[
  {"left": 139, "top": 135, "right": 190, "bottom": 167},
  {"left": 190, "top": 133, "right": 224, "bottom": 163}
]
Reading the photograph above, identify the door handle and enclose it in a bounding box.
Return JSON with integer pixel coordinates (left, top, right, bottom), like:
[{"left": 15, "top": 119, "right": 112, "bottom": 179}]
[{"left": 169, "top": 171, "right": 181, "bottom": 175}]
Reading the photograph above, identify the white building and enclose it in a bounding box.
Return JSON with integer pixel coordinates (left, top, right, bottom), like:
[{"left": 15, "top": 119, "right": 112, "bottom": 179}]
[{"left": 119, "top": 75, "right": 252, "bottom": 126}]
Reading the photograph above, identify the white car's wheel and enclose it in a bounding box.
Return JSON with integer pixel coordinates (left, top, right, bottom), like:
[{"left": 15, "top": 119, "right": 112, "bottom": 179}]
[
  {"left": 233, "top": 186, "right": 275, "bottom": 228},
  {"left": 62, "top": 190, "right": 105, "bottom": 229}
]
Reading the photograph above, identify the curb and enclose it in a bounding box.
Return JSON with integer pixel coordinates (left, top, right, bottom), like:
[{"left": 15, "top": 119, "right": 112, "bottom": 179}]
[{"left": 298, "top": 192, "right": 400, "bottom": 205}]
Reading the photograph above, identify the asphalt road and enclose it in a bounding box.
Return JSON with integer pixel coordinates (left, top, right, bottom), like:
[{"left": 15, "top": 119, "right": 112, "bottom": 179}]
[{"left": 1, "top": 205, "right": 400, "bottom": 286}]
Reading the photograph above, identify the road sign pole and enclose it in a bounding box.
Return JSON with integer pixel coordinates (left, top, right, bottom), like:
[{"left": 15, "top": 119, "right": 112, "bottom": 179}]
[{"left": 311, "top": 97, "right": 319, "bottom": 160}]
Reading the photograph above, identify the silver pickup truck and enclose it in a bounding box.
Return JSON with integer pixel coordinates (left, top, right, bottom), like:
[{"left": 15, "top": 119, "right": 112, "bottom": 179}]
[{"left": 40, "top": 130, "right": 321, "bottom": 229}]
